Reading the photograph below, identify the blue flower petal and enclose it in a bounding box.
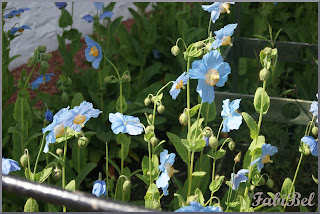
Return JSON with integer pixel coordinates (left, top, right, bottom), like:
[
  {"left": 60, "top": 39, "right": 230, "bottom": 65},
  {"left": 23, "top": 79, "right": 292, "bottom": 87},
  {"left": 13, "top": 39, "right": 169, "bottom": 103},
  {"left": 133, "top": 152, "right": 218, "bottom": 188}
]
[
  {"left": 2, "top": 158, "right": 21, "bottom": 175},
  {"left": 94, "top": 2, "right": 104, "bottom": 10},
  {"left": 261, "top": 143, "right": 278, "bottom": 156},
  {"left": 215, "top": 62, "right": 231, "bottom": 87},
  {"left": 100, "top": 11, "right": 114, "bottom": 20},
  {"left": 197, "top": 79, "right": 215, "bottom": 104},
  {"left": 92, "top": 180, "right": 106, "bottom": 197},
  {"left": 201, "top": 206, "right": 223, "bottom": 212},
  {"left": 301, "top": 136, "right": 318, "bottom": 157},
  {"left": 189, "top": 60, "right": 206, "bottom": 80}
]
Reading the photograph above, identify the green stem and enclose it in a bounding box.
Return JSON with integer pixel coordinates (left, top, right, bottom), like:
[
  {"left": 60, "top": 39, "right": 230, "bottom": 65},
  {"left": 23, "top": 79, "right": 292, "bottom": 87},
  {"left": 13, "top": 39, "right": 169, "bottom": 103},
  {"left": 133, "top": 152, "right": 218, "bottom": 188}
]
[
  {"left": 33, "top": 134, "right": 46, "bottom": 176},
  {"left": 106, "top": 142, "right": 109, "bottom": 198},
  {"left": 77, "top": 146, "right": 81, "bottom": 173},
  {"left": 24, "top": 63, "right": 37, "bottom": 88},
  {"left": 187, "top": 151, "right": 195, "bottom": 197},
  {"left": 226, "top": 162, "right": 236, "bottom": 211},
  {"left": 62, "top": 137, "right": 68, "bottom": 212},
  {"left": 20, "top": 98, "right": 25, "bottom": 153},
  {"left": 121, "top": 142, "right": 124, "bottom": 174},
  {"left": 148, "top": 140, "right": 152, "bottom": 187},
  {"left": 98, "top": 67, "right": 104, "bottom": 111},
  {"left": 186, "top": 58, "right": 191, "bottom": 183}
]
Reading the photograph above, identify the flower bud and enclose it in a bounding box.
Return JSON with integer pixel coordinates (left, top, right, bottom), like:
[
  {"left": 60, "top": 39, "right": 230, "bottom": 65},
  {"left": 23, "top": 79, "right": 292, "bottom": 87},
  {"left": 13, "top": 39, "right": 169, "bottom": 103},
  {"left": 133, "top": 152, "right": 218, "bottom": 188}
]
[
  {"left": 179, "top": 113, "right": 188, "bottom": 126},
  {"left": 28, "top": 57, "right": 37, "bottom": 66},
  {"left": 209, "top": 136, "right": 218, "bottom": 149},
  {"left": 104, "top": 76, "right": 113, "bottom": 83},
  {"left": 250, "top": 185, "right": 255, "bottom": 191},
  {"left": 56, "top": 148, "right": 63, "bottom": 156},
  {"left": 215, "top": 175, "right": 220, "bottom": 180},
  {"left": 303, "top": 146, "right": 311, "bottom": 156},
  {"left": 123, "top": 180, "right": 131, "bottom": 191},
  {"left": 312, "top": 126, "right": 318, "bottom": 137},
  {"left": 150, "top": 137, "right": 159, "bottom": 146},
  {"left": 78, "top": 136, "right": 89, "bottom": 148},
  {"left": 122, "top": 74, "right": 131, "bottom": 82},
  {"left": 41, "top": 53, "right": 52, "bottom": 61},
  {"left": 20, "top": 154, "right": 28, "bottom": 168},
  {"left": 259, "top": 68, "right": 270, "bottom": 81},
  {"left": 38, "top": 45, "right": 47, "bottom": 53},
  {"left": 157, "top": 105, "right": 165, "bottom": 114},
  {"left": 263, "top": 47, "right": 272, "bottom": 55},
  {"left": 266, "top": 179, "right": 274, "bottom": 188},
  {"left": 203, "top": 128, "right": 211, "bottom": 137},
  {"left": 228, "top": 141, "right": 235, "bottom": 151},
  {"left": 61, "top": 92, "right": 68, "bottom": 103},
  {"left": 234, "top": 152, "right": 242, "bottom": 163},
  {"left": 258, "top": 177, "right": 266, "bottom": 185},
  {"left": 39, "top": 61, "right": 50, "bottom": 74},
  {"left": 53, "top": 167, "right": 62, "bottom": 179},
  {"left": 171, "top": 45, "right": 180, "bottom": 56},
  {"left": 145, "top": 125, "right": 154, "bottom": 134},
  {"left": 187, "top": 195, "right": 198, "bottom": 204},
  {"left": 148, "top": 114, "right": 153, "bottom": 122},
  {"left": 194, "top": 42, "right": 203, "bottom": 48},
  {"left": 144, "top": 97, "right": 151, "bottom": 106},
  {"left": 44, "top": 110, "right": 53, "bottom": 122}
]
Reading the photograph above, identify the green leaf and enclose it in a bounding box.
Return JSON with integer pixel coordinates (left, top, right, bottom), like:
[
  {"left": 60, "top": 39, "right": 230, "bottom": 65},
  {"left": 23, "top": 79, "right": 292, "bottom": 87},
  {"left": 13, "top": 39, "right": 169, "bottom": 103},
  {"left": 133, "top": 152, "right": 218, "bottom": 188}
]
[
  {"left": 142, "top": 154, "right": 159, "bottom": 182},
  {"left": 75, "top": 163, "right": 97, "bottom": 189},
  {"left": 192, "top": 171, "right": 206, "bottom": 177},
  {"left": 312, "top": 174, "right": 318, "bottom": 184},
  {"left": 208, "top": 149, "right": 226, "bottom": 160},
  {"left": 281, "top": 178, "right": 294, "bottom": 200},
  {"left": 37, "top": 167, "right": 53, "bottom": 183},
  {"left": 194, "top": 188, "right": 205, "bottom": 206},
  {"left": 174, "top": 193, "right": 187, "bottom": 208},
  {"left": 191, "top": 139, "right": 206, "bottom": 152},
  {"left": 116, "top": 95, "right": 127, "bottom": 113},
  {"left": 71, "top": 92, "right": 84, "bottom": 108},
  {"left": 300, "top": 205, "right": 309, "bottom": 212},
  {"left": 267, "top": 192, "right": 275, "bottom": 199},
  {"left": 116, "top": 134, "right": 131, "bottom": 160},
  {"left": 239, "top": 195, "right": 250, "bottom": 212},
  {"left": 24, "top": 198, "right": 39, "bottom": 212},
  {"left": 59, "top": 8, "right": 73, "bottom": 28},
  {"left": 65, "top": 179, "right": 76, "bottom": 191},
  {"left": 181, "top": 139, "right": 191, "bottom": 151},
  {"left": 254, "top": 87, "right": 270, "bottom": 114},
  {"left": 8, "top": 126, "right": 22, "bottom": 135},
  {"left": 144, "top": 183, "right": 161, "bottom": 210},
  {"left": 200, "top": 101, "right": 216, "bottom": 122},
  {"left": 115, "top": 168, "right": 131, "bottom": 202},
  {"left": 209, "top": 175, "right": 225, "bottom": 193},
  {"left": 141, "top": 63, "right": 162, "bottom": 86},
  {"left": 14, "top": 92, "right": 31, "bottom": 123},
  {"left": 248, "top": 135, "right": 265, "bottom": 155},
  {"left": 190, "top": 118, "right": 204, "bottom": 138},
  {"left": 188, "top": 104, "right": 200, "bottom": 118},
  {"left": 167, "top": 132, "right": 188, "bottom": 164},
  {"left": 241, "top": 112, "right": 258, "bottom": 140}
]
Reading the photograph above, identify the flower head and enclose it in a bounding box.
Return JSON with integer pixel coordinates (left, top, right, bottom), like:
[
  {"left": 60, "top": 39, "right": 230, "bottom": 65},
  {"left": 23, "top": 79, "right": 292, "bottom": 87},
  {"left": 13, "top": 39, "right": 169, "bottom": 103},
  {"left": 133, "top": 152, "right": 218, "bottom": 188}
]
[
  {"left": 221, "top": 98, "right": 242, "bottom": 132},
  {"left": 10, "top": 25, "right": 31, "bottom": 35},
  {"left": 92, "top": 180, "right": 106, "bottom": 197},
  {"left": 45, "top": 110, "right": 53, "bottom": 122},
  {"left": 175, "top": 201, "right": 222, "bottom": 212},
  {"left": 310, "top": 93, "right": 318, "bottom": 123},
  {"left": 64, "top": 101, "right": 102, "bottom": 132},
  {"left": 250, "top": 143, "right": 278, "bottom": 172},
  {"left": 189, "top": 50, "right": 231, "bottom": 104},
  {"left": 82, "top": 15, "right": 94, "bottom": 23},
  {"left": 94, "top": 2, "right": 104, "bottom": 10},
  {"left": 55, "top": 2, "right": 67, "bottom": 9},
  {"left": 230, "top": 169, "right": 249, "bottom": 190},
  {"left": 109, "top": 113, "right": 143, "bottom": 135},
  {"left": 100, "top": 11, "right": 114, "bottom": 20},
  {"left": 301, "top": 136, "right": 318, "bottom": 157},
  {"left": 169, "top": 72, "right": 189, "bottom": 100},
  {"left": 84, "top": 36, "right": 102, "bottom": 69},
  {"left": 30, "top": 73, "right": 54, "bottom": 90},
  {"left": 4, "top": 8, "right": 31, "bottom": 18},
  {"left": 42, "top": 107, "right": 70, "bottom": 153},
  {"left": 156, "top": 150, "right": 177, "bottom": 196},
  {"left": 202, "top": 2, "right": 235, "bottom": 23},
  {"left": 2, "top": 158, "right": 21, "bottom": 175},
  {"left": 211, "top": 24, "right": 238, "bottom": 50}
]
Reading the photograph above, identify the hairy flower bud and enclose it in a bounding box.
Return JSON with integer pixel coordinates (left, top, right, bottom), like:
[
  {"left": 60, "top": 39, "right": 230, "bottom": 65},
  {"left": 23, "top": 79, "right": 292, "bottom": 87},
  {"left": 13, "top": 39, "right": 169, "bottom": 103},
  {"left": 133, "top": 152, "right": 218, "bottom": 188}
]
[
  {"left": 150, "top": 137, "right": 159, "bottom": 146},
  {"left": 39, "top": 61, "right": 50, "bottom": 74},
  {"left": 206, "top": 42, "right": 212, "bottom": 51},
  {"left": 157, "top": 105, "right": 165, "bottom": 114},
  {"left": 144, "top": 97, "right": 151, "bottom": 106},
  {"left": 56, "top": 148, "right": 63, "bottom": 156},
  {"left": 28, "top": 57, "right": 37, "bottom": 67},
  {"left": 153, "top": 201, "right": 161, "bottom": 210},
  {"left": 104, "top": 76, "right": 112, "bottom": 83},
  {"left": 123, "top": 180, "right": 131, "bottom": 191},
  {"left": 312, "top": 126, "right": 318, "bottom": 137},
  {"left": 78, "top": 137, "right": 89, "bottom": 148},
  {"left": 179, "top": 113, "right": 188, "bottom": 125},
  {"left": 171, "top": 45, "right": 180, "bottom": 56},
  {"left": 194, "top": 42, "right": 203, "bottom": 48},
  {"left": 148, "top": 114, "right": 153, "bottom": 122},
  {"left": 38, "top": 45, "right": 47, "bottom": 53},
  {"left": 263, "top": 47, "right": 272, "bottom": 55},
  {"left": 20, "top": 154, "right": 28, "bottom": 168},
  {"left": 145, "top": 125, "right": 154, "bottom": 134},
  {"left": 209, "top": 136, "right": 218, "bottom": 149},
  {"left": 266, "top": 179, "right": 274, "bottom": 188},
  {"left": 259, "top": 68, "right": 270, "bottom": 81},
  {"left": 228, "top": 141, "right": 235, "bottom": 151},
  {"left": 234, "top": 152, "right": 242, "bottom": 163}
]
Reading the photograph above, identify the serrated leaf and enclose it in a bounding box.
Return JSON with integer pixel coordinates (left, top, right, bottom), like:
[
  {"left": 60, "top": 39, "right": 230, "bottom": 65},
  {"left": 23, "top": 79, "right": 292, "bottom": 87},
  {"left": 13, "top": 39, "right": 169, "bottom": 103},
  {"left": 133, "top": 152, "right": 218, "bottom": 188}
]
[
  {"left": 241, "top": 112, "right": 258, "bottom": 140},
  {"left": 254, "top": 87, "right": 270, "bottom": 114}
]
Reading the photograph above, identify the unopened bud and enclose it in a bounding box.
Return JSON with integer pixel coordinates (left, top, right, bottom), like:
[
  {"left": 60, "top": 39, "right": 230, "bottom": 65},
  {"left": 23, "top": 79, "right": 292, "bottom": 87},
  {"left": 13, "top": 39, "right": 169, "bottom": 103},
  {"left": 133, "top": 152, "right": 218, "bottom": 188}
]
[
  {"left": 39, "top": 61, "right": 50, "bottom": 74},
  {"left": 228, "top": 141, "right": 235, "bottom": 151},
  {"left": 209, "top": 136, "right": 218, "bottom": 149},
  {"left": 123, "top": 180, "right": 131, "bottom": 191},
  {"left": 157, "top": 105, "right": 165, "bottom": 114},
  {"left": 179, "top": 113, "right": 188, "bottom": 126},
  {"left": 263, "top": 47, "right": 272, "bottom": 55},
  {"left": 53, "top": 167, "right": 62, "bottom": 179},
  {"left": 203, "top": 128, "right": 211, "bottom": 137},
  {"left": 258, "top": 177, "right": 266, "bottom": 185},
  {"left": 266, "top": 179, "right": 274, "bottom": 188},
  {"left": 215, "top": 175, "right": 220, "bottom": 180},
  {"left": 78, "top": 136, "right": 89, "bottom": 148},
  {"left": 56, "top": 148, "right": 63, "bottom": 156},
  {"left": 171, "top": 45, "right": 180, "bottom": 56},
  {"left": 61, "top": 92, "right": 68, "bottom": 103},
  {"left": 41, "top": 53, "right": 52, "bottom": 61},
  {"left": 144, "top": 98, "right": 151, "bottom": 106},
  {"left": 303, "top": 146, "right": 311, "bottom": 156},
  {"left": 28, "top": 57, "right": 37, "bottom": 66},
  {"left": 194, "top": 42, "right": 203, "bottom": 48},
  {"left": 20, "top": 154, "right": 29, "bottom": 168},
  {"left": 259, "top": 68, "right": 270, "bottom": 81},
  {"left": 38, "top": 45, "right": 47, "bottom": 53},
  {"left": 250, "top": 185, "right": 255, "bottom": 191},
  {"left": 122, "top": 74, "right": 131, "bottom": 82},
  {"left": 145, "top": 125, "right": 154, "bottom": 134},
  {"left": 150, "top": 137, "right": 159, "bottom": 146},
  {"left": 312, "top": 127, "right": 318, "bottom": 137},
  {"left": 234, "top": 152, "right": 242, "bottom": 163},
  {"left": 148, "top": 114, "right": 153, "bottom": 122},
  {"left": 104, "top": 76, "right": 112, "bottom": 83}
]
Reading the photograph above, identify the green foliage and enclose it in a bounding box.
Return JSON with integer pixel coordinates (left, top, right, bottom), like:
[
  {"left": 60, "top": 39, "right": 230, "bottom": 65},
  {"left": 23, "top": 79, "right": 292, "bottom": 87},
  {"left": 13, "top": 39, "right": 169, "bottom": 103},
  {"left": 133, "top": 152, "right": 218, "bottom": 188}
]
[
  {"left": 24, "top": 198, "right": 39, "bottom": 212},
  {"left": 254, "top": 87, "right": 270, "bottom": 114}
]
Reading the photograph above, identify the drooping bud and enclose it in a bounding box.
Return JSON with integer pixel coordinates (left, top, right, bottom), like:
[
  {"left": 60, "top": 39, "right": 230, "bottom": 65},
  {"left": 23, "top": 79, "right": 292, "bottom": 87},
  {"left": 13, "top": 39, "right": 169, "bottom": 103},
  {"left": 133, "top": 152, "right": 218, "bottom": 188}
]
[
  {"left": 150, "top": 137, "right": 159, "bottom": 146},
  {"left": 122, "top": 74, "right": 131, "bottom": 82},
  {"left": 61, "top": 92, "right": 69, "bottom": 103},
  {"left": 53, "top": 167, "right": 62, "bottom": 179},
  {"left": 38, "top": 45, "right": 47, "bottom": 53},
  {"left": 303, "top": 146, "right": 311, "bottom": 156},
  {"left": 259, "top": 68, "right": 270, "bottom": 81},
  {"left": 104, "top": 76, "right": 113, "bottom": 83},
  {"left": 144, "top": 97, "right": 151, "bottom": 106},
  {"left": 171, "top": 45, "right": 180, "bottom": 56},
  {"left": 203, "top": 128, "right": 211, "bottom": 137},
  {"left": 145, "top": 125, "right": 154, "bottom": 134},
  {"left": 234, "top": 152, "right": 242, "bottom": 163},
  {"left": 266, "top": 179, "right": 274, "bottom": 188},
  {"left": 209, "top": 136, "right": 218, "bottom": 149},
  {"left": 44, "top": 110, "right": 53, "bottom": 122},
  {"left": 28, "top": 57, "right": 37, "bottom": 67},
  {"left": 148, "top": 114, "right": 153, "bottom": 122},
  {"left": 179, "top": 113, "right": 188, "bottom": 126},
  {"left": 56, "top": 148, "right": 63, "bottom": 156},
  {"left": 228, "top": 141, "right": 235, "bottom": 151},
  {"left": 78, "top": 136, "right": 89, "bottom": 148},
  {"left": 312, "top": 126, "right": 318, "bottom": 137},
  {"left": 157, "top": 105, "right": 165, "bottom": 114},
  {"left": 20, "top": 154, "right": 29, "bottom": 168},
  {"left": 263, "top": 47, "right": 272, "bottom": 55},
  {"left": 38, "top": 61, "right": 50, "bottom": 74},
  {"left": 123, "top": 180, "right": 131, "bottom": 191}
]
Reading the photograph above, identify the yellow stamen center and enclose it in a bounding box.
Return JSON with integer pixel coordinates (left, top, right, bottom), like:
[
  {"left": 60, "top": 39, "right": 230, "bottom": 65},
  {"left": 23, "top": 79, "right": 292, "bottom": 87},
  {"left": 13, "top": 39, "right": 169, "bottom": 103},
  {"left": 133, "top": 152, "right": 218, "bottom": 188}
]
[
  {"left": 18, "top": 28, "right": 24, "bottom": 33},
  {"left": 222, "top": 36, "right": 232, "bottom": 46},
  {"left": 165, "top": 163, "right": 178, "bottom": 178},
  {"left": 73, "top": 115, "right": 86, "bottom": 125},
  {"left": 54, "top": 124, "right": 65, "bottom": 138},
  {"left": 16, "top": 13, "right": 21, "bottom": 17},
  {"left": 43, "top": 76, "right": 46, "bottom": 83},
  {"left": 262, "top": 154, "right": 272, "bottom": 164},
  {"left": 175, "top": 80, "right": 184, "bottom": 89},
  {"left": 89, "top": 46, "right": 99, "bottom": 57},
  {"left": 220, "top": 3, "right": 231, "bottom": 14},
  {"left": 205, "top": 69, "right": 220, "bottom": 86}
]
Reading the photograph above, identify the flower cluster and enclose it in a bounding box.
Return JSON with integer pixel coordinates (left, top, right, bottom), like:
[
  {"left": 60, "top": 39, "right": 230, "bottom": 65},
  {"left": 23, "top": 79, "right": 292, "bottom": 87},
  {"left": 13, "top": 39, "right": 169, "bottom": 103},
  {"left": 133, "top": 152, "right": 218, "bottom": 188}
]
[{"left": 82, "top": 2, "right": 114, "bottom": 23}]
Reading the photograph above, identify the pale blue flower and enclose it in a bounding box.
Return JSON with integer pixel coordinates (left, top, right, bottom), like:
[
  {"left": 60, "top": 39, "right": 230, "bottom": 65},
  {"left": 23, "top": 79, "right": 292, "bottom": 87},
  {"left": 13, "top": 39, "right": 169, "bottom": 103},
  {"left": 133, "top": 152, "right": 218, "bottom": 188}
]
[
  {"left": 175, "top": 201, "right": 222, "bottom": 212},
  {"left": 250, "top": 143, "right": 278, "bottom": 172},
  {"left": 84, "top": 36, "right": 102, "bottom": 69},
  {"left": 100, "top": 11, "right": 114, "bottom": 20},
  {"left": 10, "top": 25, "right": 31, "bottom": 35},
  {"left": 94, "top": 2, "right": 104, "bottom": 10},
  {"left": 211, "top": 23, "right": 238, "bottom": 50},
  {"left": 230, "top": 169, "right": 249, "bottom": 190},
  {"left": 202, "top": 2, "right": 235, "bottom": 23},
  {"left": 2, "top": 158, "right": 21, "bottom": 175},
  {"left": 45, "top": 110, "right": 53, "bottom": 122},
  {"left": 55, "top": 2, "right": 67, "bottom": 9},
  {"left": 82, "top": 15, "right": 94, "bottom": 23},
  {"left": 189, "top": 50, "right": 231, "bottom": 104},
  {"left": 4, "top": 8, "right": 31, "bottom": 18},
  {"left": 221, "top": 98, "right": 242, "bottom": 132},
  {"left": 92, "top": 180, "right": 106, "bottom": 197},
  {"left": 310, "top": 93, "right": 318, "bottom": 123},
  {"left": 31, "top": 73, "right": 54, "bottom": 90},
  {"left": 109, "top": 113, "right": 143, "bottom": 135},
  {"left": 301, "top": 136, "right": 318, "bottom": 157},
  {"left": 169, "top": 72, "right": 189, "bottom": 100},
  {"left": 156, "top": 149, "right": 177, "bottom": 196}
]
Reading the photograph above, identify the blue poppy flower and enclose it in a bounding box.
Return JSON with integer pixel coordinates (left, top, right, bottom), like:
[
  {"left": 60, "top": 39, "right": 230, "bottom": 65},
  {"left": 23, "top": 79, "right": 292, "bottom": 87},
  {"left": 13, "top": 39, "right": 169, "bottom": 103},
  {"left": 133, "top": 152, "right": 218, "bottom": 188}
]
[
  {"left": 202, "top": 2, "right": 235, "bottom": 24},
  {"left": 189, "top": 50, "right": 231, "bottom": 104},
  {"left": 109, "top": 112, "right": 143, "bottom": 135},
  {"left": 84, "top": 36, "right": 102, "bottom": 69},
  {"left": 250, "top": 143, "right": 278, "bottom": 172},
  {"left": 211, "top": 23, "right": 238, "bottom": 50},
  {"left": 221, "top": 98, "right": 242, "bottom": 132},
  {"left": 42, "top": 107, "right": 70, "bottom": 153},
  {"left": 100, "top": 11, "right": 114, "bottom": 20},
  {"left": 4, "top": 8, "right": 31, "bottom": 18},
  {"left": 30, "top": 73, "right": 54, "bottom": 90},
  {"left": 301, "top": 136, "right": 318, "bottom": 157},
  {"left": 64, "top": 101, "right": 102, "bottom": 132},
  {"left": 169, "top": 72, "right": 189, "bottom": 100},
  {"left": 310, "top": 93, "right": 318, "bottom": 123},
  {"left": 94, "top": 2, "right": 104, "bottom": 10},
  {"left": 175, "top": 201, "right": 222, "bottom": 212},
  {"left": 92, "top": 180, "right": 107, "bottom": 197},
  {"left": 156, "top": 149, "right": 177, "bottom": 196},
  {"left": 10, "top": 25, "right": 32, "bottom": 35},
  {"left": 2, "top": 158, "right": 21, "bottom": 175},
  {"left": 230, "top": 169, "right": 249, "bottom": 190},
  {"left": 153, "top": 49, "right": 160, "bottom": 59},
  {"left": 45, "top": 110, "right": 53, "bottom": 122},
  {"left": 55, "top": 2, "right": 67, "bottom": 9},
  {"left": 82, "top": 15, "right": 94, "bottom": 23}
]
